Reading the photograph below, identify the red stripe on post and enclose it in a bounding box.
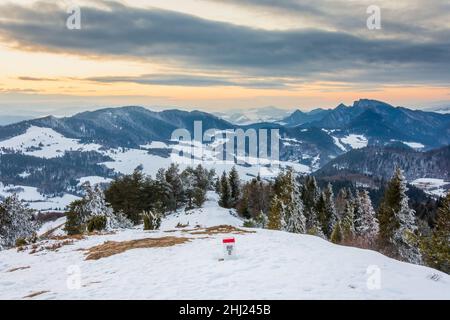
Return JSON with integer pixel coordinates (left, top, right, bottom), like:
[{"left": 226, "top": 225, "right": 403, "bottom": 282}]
[{"left": 223, "top": 238, "right": 235, "bottom": 243}]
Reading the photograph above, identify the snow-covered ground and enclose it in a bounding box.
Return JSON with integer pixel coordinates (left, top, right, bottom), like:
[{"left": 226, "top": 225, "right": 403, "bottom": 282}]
[
  {"left": 77, "top": 176, "right": 113, "bottom": 186},
  {"left": 340, "top": 134, "right": 369, "bottom": 149},
  {"left": 411, "top": 178, "right": 450, "bottom": 197},
  {"left": 0, "top": 126, "right": 101, "bottom": 159},
  {"left": 0, "top": 192, "right": 449, "bottom": 300},
  {"left": 37, "top": 217, "right": 67, "bottom": 237},
  {"left": 0, "top": 183, "right": 79, "bottom": 212}
]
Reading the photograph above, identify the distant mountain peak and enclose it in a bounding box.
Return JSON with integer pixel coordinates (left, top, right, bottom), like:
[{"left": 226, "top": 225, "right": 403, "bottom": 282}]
[{"left": 352, "top": 99, "right": 393, "bottom": 109}]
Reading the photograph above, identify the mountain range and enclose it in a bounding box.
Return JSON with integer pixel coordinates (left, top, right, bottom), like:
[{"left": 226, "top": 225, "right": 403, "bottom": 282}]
[{"left": 0, "top": 99, "right": 449, "bottom": 210}]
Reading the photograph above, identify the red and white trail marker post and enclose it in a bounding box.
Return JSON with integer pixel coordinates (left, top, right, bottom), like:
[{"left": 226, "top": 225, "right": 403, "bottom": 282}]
[{"left": 222, "top": 237, "right": 236, "bottom": 260}]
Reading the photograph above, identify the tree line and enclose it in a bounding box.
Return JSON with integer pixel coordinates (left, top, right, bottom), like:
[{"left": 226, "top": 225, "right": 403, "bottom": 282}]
[{"left": 65, "top": 164, "right": 216, "bottom": 234}]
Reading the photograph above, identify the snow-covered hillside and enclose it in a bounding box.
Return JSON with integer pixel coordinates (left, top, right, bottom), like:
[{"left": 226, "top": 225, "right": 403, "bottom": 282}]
[
  {"left": 1, "top": 193, "right": 448, "bottom": 300},
  {"left": 0, "top": 126, "right": 101, "bottom": 159}
]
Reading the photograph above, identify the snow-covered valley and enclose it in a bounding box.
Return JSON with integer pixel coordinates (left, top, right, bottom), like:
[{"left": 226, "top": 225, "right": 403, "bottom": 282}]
[{"left": 0, "top": 193, "right": 448, "bottom": 300}]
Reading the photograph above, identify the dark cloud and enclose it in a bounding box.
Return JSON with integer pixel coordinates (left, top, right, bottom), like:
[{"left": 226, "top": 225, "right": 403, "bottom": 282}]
[
  {"left": 18, "top": 76, "right": 58, "bottom": 81},
  {"left": 0, "top": 1, "right": 449, "bottom": 86},
  {"left": 86, "top": 74, "right": 289, "bottom": 89}
]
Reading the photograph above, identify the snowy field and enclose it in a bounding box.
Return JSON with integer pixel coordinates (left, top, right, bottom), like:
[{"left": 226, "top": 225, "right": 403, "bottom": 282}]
[
  {"left": 411, "top": 178, "right": 450, "bottom": 197},
  {"left": 0, "top": 193, "right": 449, "bottom": 300},
  {"left": 0, "top": 183, "right": 79, "bottom": 212}
]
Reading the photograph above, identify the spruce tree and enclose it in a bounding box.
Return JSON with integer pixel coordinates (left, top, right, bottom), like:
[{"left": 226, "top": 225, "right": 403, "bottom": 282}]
[
  {"left": 355, "top": 190, "right": 379, "bottom": 241},
  {"left": 219, "top": 171, "right": 232, "bottom": 208},
  {"left": 315, "top": 192, "right": 327, "bottom": 236},
  {"left": 105, "top": 167, "right": 145, "bottom": 223},
  {"left": 66, "top": 183, "right": 132, "bottom": 234},
  {"left": 181, "top": 167, "right": 196, "bottom": 209},
  {"left": 420, "top": 192, "right": 450, "bottom": 273},
  {"left": 340, "top": 200, "right": 355, "bottom": 242},
  {"left": 228, "top": 166, "right": 241, "bottom": 206},
  {"left": 64, "top": 199, "right": 87, "bottom": 235},
  {"left": 237, "top": 188, "right": 251, "bottom": 219},
  {"left": 271, "top": 169, "right": 306, "bottom": 234},
  {"left": 267, "top": 195, "right": 283, "bottom": 230},
  {"left": 0, "top": 194, "right": 38, "bottom": 249},
  {"left": 330, "top": 221, "right": 343, "bottom": 244},
  {"left": 353, "top": 190, "right": 363, "bottom": 233},
  {"left": 323, "top": 183, "right": 338, "bottom": 238},
  {"left": 193, "top": 187, "right": 207, "bottom": 208},
  {"left": 165, "top": 163, "right": 184, "bottom": 210},
  {"left": 301, "top": 176, "right": 321, "bottom": 234},
  {"left": 378, "top": 168, "right": 421, "bottom": 263},
  {"left": 285, "top": 170, "right": 306, "bottom": 234}
]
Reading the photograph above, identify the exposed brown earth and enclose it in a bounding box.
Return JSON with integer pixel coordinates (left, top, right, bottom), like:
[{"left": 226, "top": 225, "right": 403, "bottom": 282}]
[{"left": 85, "top": 236, "right": 191, "bottom": 260}]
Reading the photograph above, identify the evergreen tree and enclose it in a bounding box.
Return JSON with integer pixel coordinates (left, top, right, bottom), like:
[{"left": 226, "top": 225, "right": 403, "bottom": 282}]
[
  {"left": 165, "top": 163, "right": 184, "bottom": 210},
  {"left": 150, "top": 174, "right": 173, "bottom": 213},
  {"left": 214, "top": 177, "right": 221, "bottom": 194},
  {"left": 301, "top": 176, "right": 321, "bottom": 234},
  {"left": 181, "top": 167, "right": 196, "bottom": 210},
  {"left": 271, "top": 169, "right": 306, "bottom": 234},
  {"left": 315, "top": 192, "right": 327, "bottom": 236},
  {"left": 323, "top": 183, "right": 338, "bottom": 238},
  {"left": 353, "top": 190, "right": 363, "bottom": 233},
  {"left": 378, "top": 168, "right": 421, "bottom": 263},
  {"left": 105, "top": 167, "right": 145, "bottom": 223},
  {"left": 335, "top": 188, "right": 348, "bottom": 219},
  {"left": 142, "top": 211, "right": 161, "bottom": 231},
  {"left": 284, "top": 170, "right": 306, "bottom": 234},
  {"left": 219, "top": 171, "right": 232, "bottom": 208},
  {"left": 64, "top": 199, "right": 88, "bottom": 235},
  {"left": 340, "top": 200, "right": 355, "bottom": 241},
  {"left": 267, "top": 195, "right": 283, "bottom": 230},
  {"left": 355, "top": 190, "right": 379, "bottom": 241},
  {"left": 193, "top": 187, "right": 207, "bottom": 208},
  {"left": 330, "top": 221, "right": 343, "bottom": 244},
  {"left": 237, "top": 187, "right": 251, "bottom": 219},
  {"left": 420, "top": 192, "right": 450, "bottom": 273},
  {"left": 0, "top": 194, "right": 38, "bottom": 249},
  {"left": 66, "top": 183, "right": 132, "bottom": 234},
  {"left": 228, "top": 166, "right": 241, "bottom": 206},
  {"left": 254, "top": 210, "right": 268, "bottom": 229}
]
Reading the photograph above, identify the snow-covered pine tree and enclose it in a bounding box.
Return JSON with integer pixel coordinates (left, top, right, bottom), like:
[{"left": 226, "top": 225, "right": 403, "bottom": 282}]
[
  {"left": 420, "top": 192, "right": 450, "bottom": 273},
  {"left": 355, "top": 190, "right": 379, "bottom": 241},
  {"left": 335, "top": 188, "right": 348, "bottom": 219},
  {"left": 0, "top": 194, "right": 38, "bottom": 249},
  {"left": 181, "top": 167, "right": 197, "bottom": 209},
  {"left": 66, "top": 183, "right": 132, "bottom": 234},
  {"left": 340, "top": 200, "right": 355, "bottom": 242},
  {"left": 153, "top": 170, "right": 175, "bottom": 213},
  {"left": 85, "top": 183, "right": 132, "bottom": 230},
  {"left": 165, "top": 163, "right": 185, "bottom": 209},
  {"left": 323, "top": 183, "right": 338, "bottom": 238},
  {"left": 378, "top": 168, "right": 421, "bottom": 264},
  {"left": 254, "top": 210, "right": 268, "bottom": 229},
  {"left": 353, "top": 190, "right": 363, "bottom": 233},
  {"left": 284, "top": 170, "right": 306, "bottom": 234},
  {"left": 142, "top": 210, "right": 162, "bottom": 231}
]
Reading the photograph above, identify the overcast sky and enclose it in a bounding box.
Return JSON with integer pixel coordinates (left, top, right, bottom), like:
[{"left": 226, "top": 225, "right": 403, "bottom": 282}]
[{"left": 0, "top": 0, "right": 449, "bottom": 116}]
